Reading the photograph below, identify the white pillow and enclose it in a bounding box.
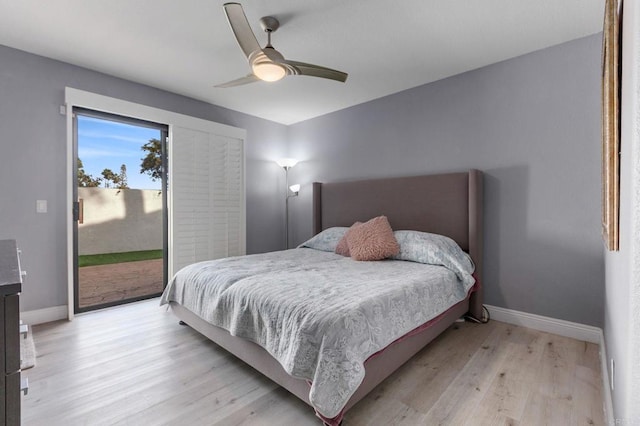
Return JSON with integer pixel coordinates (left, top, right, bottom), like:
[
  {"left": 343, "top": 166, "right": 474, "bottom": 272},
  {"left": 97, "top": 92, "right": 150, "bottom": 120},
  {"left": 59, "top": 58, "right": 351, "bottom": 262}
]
[
  {"left": 392, "top": 230, "right": 475, "bottom": 284},
  {"left": 298, "top": 227, "right": 349, "bottom": 252}
]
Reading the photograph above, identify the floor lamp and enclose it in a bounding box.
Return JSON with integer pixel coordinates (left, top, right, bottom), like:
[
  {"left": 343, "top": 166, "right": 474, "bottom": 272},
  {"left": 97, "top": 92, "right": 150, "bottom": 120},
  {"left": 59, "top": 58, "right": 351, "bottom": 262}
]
[{"left": 276, "top": 158, "right": 299, "bottom": 248}]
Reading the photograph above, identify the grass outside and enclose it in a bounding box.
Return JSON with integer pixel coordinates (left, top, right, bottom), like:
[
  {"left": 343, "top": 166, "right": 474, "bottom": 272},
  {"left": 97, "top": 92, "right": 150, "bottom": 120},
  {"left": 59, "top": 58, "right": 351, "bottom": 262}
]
[{"left": 79, "top": 249, "right": 163, "bottom": 267}]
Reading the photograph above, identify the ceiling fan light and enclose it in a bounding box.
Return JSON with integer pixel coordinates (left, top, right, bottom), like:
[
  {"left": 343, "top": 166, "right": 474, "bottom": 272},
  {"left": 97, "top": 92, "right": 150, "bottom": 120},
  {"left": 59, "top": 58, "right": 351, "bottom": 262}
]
[{"left": 252, "top": 62, "right": 286, "bottom": 82}]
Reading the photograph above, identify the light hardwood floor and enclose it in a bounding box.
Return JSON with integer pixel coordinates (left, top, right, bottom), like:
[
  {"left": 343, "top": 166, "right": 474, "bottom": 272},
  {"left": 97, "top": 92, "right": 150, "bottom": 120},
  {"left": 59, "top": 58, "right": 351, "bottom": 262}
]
[{"left": 22, "top": 299, "right": 604, "bottom": 425}]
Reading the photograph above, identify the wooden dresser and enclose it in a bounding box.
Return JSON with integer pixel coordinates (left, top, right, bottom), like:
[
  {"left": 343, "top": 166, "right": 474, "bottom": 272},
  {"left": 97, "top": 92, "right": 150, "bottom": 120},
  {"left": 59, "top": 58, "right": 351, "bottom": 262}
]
[{"left": 0, "top": 239, "right": 23, "bottom": 426}]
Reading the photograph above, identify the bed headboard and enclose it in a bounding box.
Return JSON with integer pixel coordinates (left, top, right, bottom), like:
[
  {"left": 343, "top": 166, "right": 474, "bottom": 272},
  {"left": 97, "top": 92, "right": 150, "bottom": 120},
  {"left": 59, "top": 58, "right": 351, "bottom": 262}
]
[{"left": 312, "top": 169, "right": 483, "bottom": 319}]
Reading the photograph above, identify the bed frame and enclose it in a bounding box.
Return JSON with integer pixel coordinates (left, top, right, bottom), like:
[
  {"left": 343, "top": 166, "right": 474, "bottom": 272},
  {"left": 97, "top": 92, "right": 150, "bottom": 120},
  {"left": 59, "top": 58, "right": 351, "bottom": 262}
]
[{"left": 169, "top": 169, "right": 483, "bottom": 424}]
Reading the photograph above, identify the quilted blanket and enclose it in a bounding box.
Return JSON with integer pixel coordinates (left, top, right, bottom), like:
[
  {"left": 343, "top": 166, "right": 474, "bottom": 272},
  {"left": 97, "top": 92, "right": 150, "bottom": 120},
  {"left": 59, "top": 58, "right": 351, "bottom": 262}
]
[{"left": 160, "top": 247, "right": 474, "bottom": 418}]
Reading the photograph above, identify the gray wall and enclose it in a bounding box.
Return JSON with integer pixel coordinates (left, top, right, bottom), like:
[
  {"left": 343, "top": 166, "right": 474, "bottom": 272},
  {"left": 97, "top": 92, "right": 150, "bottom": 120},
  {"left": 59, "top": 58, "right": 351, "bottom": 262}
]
[
  {"left": 288, "top": 34, "right": 604, "bottom": 327},
  {"left": 0, "top": 44, "right": 288, "bottom": 312}
]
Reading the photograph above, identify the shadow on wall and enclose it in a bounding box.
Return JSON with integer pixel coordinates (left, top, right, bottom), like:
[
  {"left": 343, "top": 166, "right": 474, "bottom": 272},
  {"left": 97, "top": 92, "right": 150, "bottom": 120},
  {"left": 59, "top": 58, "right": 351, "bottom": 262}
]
[
  {"left": 483, "top": 165, "right": 528, "bottom": 309},
  {"left": 78, "top": 188, "right": 163, "bottom": 255},
  {"left": 484, "top": 165, "right": 604, "bottom": 325}
]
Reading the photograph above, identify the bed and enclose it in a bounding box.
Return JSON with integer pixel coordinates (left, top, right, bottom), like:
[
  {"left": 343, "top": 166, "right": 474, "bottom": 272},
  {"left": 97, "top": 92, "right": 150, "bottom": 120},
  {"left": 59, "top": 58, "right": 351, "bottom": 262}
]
[{"left": 160, "top": 169, "right": 484, "bottom": 425}]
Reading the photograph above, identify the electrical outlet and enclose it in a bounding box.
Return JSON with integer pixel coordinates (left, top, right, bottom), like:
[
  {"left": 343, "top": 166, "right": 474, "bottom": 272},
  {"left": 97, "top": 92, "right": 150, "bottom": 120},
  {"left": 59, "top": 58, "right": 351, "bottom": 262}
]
[{"left": 610, "top": 358, "right": 615, "bottom": 391}]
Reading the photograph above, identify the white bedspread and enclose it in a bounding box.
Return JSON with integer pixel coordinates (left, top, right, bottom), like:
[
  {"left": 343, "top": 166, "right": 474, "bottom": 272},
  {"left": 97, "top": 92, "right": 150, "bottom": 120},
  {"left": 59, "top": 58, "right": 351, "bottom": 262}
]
[{"left": 160, "top": 248, "right": 474, "bottom": 418}]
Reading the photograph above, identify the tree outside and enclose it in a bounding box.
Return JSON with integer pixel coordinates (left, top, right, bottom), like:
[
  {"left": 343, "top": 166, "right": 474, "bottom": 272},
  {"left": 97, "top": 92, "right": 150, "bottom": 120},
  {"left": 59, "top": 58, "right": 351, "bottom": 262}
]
[
  {"left": 140, "top": 138, "right": 163, "bottom": 182},
  {"left": 78, "top": 137, "right": 162, "bottom": 189},
  {"left": 77, "top": 158, "right": 102, "bottom": 187}
]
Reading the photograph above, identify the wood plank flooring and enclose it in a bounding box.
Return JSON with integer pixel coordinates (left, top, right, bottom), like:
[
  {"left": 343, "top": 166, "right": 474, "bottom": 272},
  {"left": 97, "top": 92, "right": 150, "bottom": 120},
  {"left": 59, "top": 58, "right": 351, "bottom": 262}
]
[{"left": 22, "top": 299, "right": 605, "bottom": 425}]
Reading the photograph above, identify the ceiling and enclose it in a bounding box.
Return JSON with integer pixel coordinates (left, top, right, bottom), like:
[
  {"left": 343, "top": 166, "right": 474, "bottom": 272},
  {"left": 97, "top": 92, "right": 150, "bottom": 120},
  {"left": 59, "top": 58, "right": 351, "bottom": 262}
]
[{"left": 0, "top": 0, "right": 605, "bottom": 125}]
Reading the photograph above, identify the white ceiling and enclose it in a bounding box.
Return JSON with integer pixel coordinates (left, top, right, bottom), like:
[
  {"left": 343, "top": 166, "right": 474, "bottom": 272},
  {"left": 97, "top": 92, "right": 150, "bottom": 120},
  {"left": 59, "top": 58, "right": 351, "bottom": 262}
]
[{"left": 0, "top": 0, "right": 604, "bottom": 125}]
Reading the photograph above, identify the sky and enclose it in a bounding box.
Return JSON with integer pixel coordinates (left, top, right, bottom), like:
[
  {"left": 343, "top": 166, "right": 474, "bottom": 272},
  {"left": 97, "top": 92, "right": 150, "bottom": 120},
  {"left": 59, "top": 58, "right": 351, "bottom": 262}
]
[{"left": 77, "top": 115, "right": 162, "bottom": 190}]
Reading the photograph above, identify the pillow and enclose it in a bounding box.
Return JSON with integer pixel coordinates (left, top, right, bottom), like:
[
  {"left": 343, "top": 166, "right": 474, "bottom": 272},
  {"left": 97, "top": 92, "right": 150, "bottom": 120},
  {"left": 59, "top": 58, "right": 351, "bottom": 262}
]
[
  {"left": 335, "top": 222, "right": 362, "bottom": 256},
  {"left": 298, "top": 227, "right": 349, "bottom": 252},
  {"left": 392, "top": 230, "right": 475, "bottom": 282},
  {"left": 346, "top": 216, "right": 400, "bottom": 261}
]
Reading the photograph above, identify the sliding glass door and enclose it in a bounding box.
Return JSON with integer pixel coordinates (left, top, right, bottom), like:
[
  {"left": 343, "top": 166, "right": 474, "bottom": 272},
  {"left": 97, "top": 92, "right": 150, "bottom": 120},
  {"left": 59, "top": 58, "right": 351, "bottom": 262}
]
[{"left": 73, "top": 108, "right": 168, "bottom": 313}]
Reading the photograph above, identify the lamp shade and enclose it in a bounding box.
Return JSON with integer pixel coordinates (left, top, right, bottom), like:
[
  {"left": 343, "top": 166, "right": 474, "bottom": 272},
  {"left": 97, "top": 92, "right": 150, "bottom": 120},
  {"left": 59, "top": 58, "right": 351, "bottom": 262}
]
[
  {"left": 276, "top": 158, "right": 298, "bottom": 169},
  {"left": 253, "top": 62, "right": 286, "bottom": 82},
  {"left": 289, "top": 184, "right": 301, "bottom": 194}
]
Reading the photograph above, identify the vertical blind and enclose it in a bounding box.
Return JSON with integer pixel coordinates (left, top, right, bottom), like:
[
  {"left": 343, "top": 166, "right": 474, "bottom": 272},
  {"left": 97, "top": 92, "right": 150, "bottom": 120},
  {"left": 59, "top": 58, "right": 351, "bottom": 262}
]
[{"left": 170, "top": 126, "right": 245, "bottom": 277}]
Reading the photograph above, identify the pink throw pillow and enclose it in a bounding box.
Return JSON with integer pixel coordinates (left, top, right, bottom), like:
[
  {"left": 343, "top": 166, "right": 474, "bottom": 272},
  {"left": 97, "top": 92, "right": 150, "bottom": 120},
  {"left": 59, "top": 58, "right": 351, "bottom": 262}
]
[
  {"left": 347, "top": 216, "right": 400, "bottom": 261},
  {"left": 335, "top": 222, "right": 362, "bottom": 256}
]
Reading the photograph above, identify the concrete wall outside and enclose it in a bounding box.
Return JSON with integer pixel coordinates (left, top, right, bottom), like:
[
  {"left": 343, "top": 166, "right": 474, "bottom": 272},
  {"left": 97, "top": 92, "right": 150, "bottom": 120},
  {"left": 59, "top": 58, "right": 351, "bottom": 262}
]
[{"left": 78, "top": 187, "right": 162, "bottom": 255}]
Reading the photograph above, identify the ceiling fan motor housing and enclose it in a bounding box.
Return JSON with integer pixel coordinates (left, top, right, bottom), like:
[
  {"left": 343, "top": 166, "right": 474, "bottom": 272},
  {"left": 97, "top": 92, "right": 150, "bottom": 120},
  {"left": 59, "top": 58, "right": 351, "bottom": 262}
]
[{"left": 259, "top": 16, "right": 280, "bottom": 33}]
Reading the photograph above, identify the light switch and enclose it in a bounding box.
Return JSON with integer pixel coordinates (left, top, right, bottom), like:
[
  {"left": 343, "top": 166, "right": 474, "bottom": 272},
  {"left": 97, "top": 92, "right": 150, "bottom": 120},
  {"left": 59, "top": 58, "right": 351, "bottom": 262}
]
[{"left": 36, "top": 199, "right": 47, "bottom": 213}]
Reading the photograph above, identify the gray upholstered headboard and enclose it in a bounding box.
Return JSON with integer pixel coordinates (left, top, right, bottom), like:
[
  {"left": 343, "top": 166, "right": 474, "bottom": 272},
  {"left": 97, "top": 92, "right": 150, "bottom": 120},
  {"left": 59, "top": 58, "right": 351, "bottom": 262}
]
[{"left": 312, "top": 169, "right": 484, "bottom": 319}]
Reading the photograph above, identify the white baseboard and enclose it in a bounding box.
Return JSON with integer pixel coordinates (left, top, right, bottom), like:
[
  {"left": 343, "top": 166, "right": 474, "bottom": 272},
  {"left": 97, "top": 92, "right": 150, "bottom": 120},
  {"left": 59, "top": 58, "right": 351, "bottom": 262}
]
[
  {"left": 20, "top": 305, "right": 68, "bottom": 325},
  {"left": 485, "top": 305, "right": 613, "bottom": 425},
  {"left": 485, "top": 304, "right": 601, "bottom": 343},
  {"left": 598, "top": 329, "right": 615, "bottom": 426}
]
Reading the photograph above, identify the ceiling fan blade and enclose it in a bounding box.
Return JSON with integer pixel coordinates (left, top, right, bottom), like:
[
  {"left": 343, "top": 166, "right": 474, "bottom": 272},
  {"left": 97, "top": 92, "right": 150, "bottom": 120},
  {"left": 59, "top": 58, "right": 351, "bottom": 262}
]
[
  {"left": 215, "top": 74, "right": 260, "bottom": 88},
  {"left": 281, "top": 60, "right": 348, "bottom": 83},
  {"left": 223, "top": 3, "right": 261, "bottom": 60}
]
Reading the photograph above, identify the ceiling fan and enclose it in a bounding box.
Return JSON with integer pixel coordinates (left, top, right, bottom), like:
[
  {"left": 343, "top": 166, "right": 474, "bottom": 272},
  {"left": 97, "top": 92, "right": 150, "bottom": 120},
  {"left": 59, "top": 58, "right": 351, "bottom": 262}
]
[{"left": 215, "top": 2, "right": 348, "bottom": 88}]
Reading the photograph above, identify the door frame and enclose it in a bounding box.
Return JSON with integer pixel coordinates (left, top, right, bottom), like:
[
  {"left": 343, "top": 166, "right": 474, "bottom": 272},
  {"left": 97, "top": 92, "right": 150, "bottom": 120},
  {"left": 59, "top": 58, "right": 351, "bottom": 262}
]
[
  {"left": 72, "top": 107, "right": 169, "bottom": 314},
  {"left": 65, "top": 88, "right": 246, "bottom": 320}
]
